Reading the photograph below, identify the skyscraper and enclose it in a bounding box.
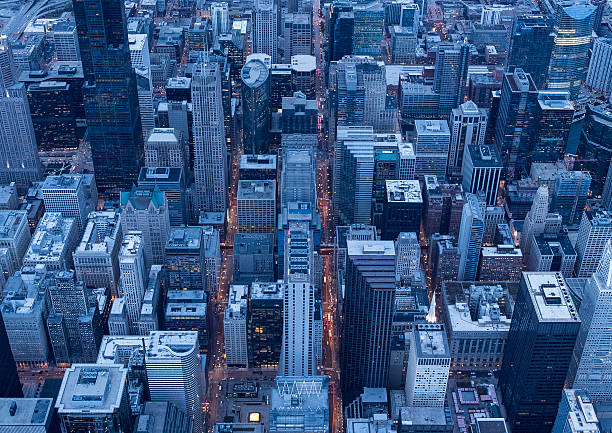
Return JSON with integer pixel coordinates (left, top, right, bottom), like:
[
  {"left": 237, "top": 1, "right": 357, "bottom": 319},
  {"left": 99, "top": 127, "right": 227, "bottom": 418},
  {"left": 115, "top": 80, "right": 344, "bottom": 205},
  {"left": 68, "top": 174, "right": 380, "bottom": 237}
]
[
  {"left": 520, "top": 185, "right": 549, "bottom": 257},
  {"left": 433, "top": 43, "right": 469, "bottom": 117},
  {"left": 353, "top": 2, "right": 384, "bottom": 59},
  {"left": 211, "top": 2, "right": 230, "bottom": 39},
  {"left": 532, "top": 91, "right": 574, "bottom": 163},
  {"left": 499, "top": 272, "right": 580, "bottom": 433},
  {"left": 241, "top": 59, "right": 271, "bottom": 155},
  {"left": 191, "top": 59, "right": 227, "bottom": 213},
  {"left": 570, "top": 242, "right": 612, "bottom": 403},
  {"left": 507, "top": 15, "right": 554, "bottom": 89},
  {"left": 550, "top": 170, "right": 590, "bottom": 226},
  {"left": 575, "top": 209, "right": 612, "bottom": 277},
  {"left": 586, "top": 38, "right": 612, "bottom": 94},
  {"left": 461, "top": 144, "right": 502, "bottom": 206},
  {"left": 118, "top": 233, "right": 148, "bottom": 334},
  {"left": 341, "top": 240, "right": 396, "bottom": 404},
  {"left": 255, "top": 0, "right": 279, "bottom": 63},
  {"left": 457, "top": 193, "right": 484, "bottom": 281},
  {"left": 547, "top": 1, "right": 596, "bottom": 99},
  {"left": 72, "top": 0, "right": 144, "bottom": 194},
  {"left": 448, "top": 101, "right": 488, "bottom": 178}
]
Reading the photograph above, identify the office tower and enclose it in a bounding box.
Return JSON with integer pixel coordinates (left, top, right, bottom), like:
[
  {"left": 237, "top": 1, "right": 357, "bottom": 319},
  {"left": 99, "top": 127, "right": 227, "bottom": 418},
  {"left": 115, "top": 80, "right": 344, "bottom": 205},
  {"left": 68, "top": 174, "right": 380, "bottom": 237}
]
[
  {"left": 145, "top": 331, "right": 203, "bottom": 433},
  {"left": 414, "top": 119, "right": 451, "bottom": 180},
  {"left": 47, "top": 313, "right": 71, "bottom": 364},
  {"left": 430, "top": 235, "right": 460, "bottom": 289},
  {"left": 280, "top": 224, "right": 316, "bottom": 376},
  {"left": 0, "top": 398, "right": 55, "bottom": 431},
  {"left": 461, "top": 144, "right": 502, "bottom": 206},
  {"left": 282, "top": 92, "right": 318, "bottom": 134},
  {"left": 254, "top": 0, "right": 279, "bottom": 62},
  {"left": 341, "top": 240, "right": 395, "bottom": 403},
  {"left": 239, "top": 155, "right": 277, "bottom": 181},
  {"left": 396, "top": 142, "right": 416, "bottom": 180},
  {"left": 23, "top": 213, "right": 78, "bottom": 270},
  {"left": 56, "top": 364, "right": 133, "bottom": 433},
  {"left": 422, "top": 177, "right": 464, "bottom": 238},
  {"left": 42, "top": 174, "right": 97, "bottom": 234},
  {"left": 381, "top": 180, "right": 422, "bottom": 240},
  {"left": 237, "top": 180, "right": 276, "bottom": 234},
  {"left": 283, "top": 14, "right": 312, "bottom": 59},
  {"left": 353, "top": 2, "right": 384, "bottom": 58},
  {"left": 224, "top": 285, "right": 249, "bottom": 368},
  {"left": 191, "top": 59, "right": 227, "bottom": 213},
  {"left": 479, "top": 245, "right": 522, "bottom": 281},
  {"left": 72, "top": 0, "right": 143, "bottom": 194},
  {"left": 0, "top": 36, "right": 16, "bottom": 89},
  {"left": 0, "top": 184, "right": 18, "bottom": 211},
  {"left": 119, "top": 233, "right": 147, "bottom": 334},
  {"left": 144, "top": 128, "right": 186, "bottom": 170},
  {"left": 270, "top": 64, "right": 293, "bottom": 111},
  {"left": 138, "top": 167, "right": 186, "bottom": 227},
  {"left": 165, "top": 227, "right": 205, "bottom": 291},
  {"left": 291, "top": 55, "right": 317, "bottom": 99},
  {"left": 233, "top": 233, "right": 274, "bottom": 284},
  {"left": 108, "top": 298, "right": 129, "bottom": 335},
  {"left": 137, "top": 402, "right": 193, "bottom": 433},
  {"left": 550, "top": 170, "right": 590, "bottom": 226},
  {"left": 494, "top": 69, "right": 539, "bottom": 180},
  {"left": 457, "top": 194, "right": 484, "bottom": 281},
  {"left": 202, "top": 226, "right": 221, "bottom": 296},
  {"left": 164, "top": 291, "right": 207, "bottom": 352},
  {"left": 0, "top": 80, "right": 42, "bottom": 193},
  {"left": 586, "top": 38, "right": 612, "bottom": 94},
  {"left": 576, "top": 104, "right": 612, "bottom": 198},
  {"left": 527, "top": 233, "right": 577, "bottom": 277},
  {"left": 270, "top": 376, "right": 329, "bottom": 433},
  {"left": 0, "top": 210, "right": 31, "bottom": 269},
  {"left": 249, "top": 282, "right": 283, "bottom": 368},
  {"left": 507, "top": 15, "right": 554, "bottom": 89},
  {"left": 405, "top": 323, "right": 451, "bottom": 407},
  {"left": 575, "top": 209, "right": 612, "bottom": 277},
  {"left": 533, "top": 91, "right": 574, "bottom": 163},
  {"left": 120, "top": 187, "right": 170, "bottom": 267},
  {"left": 330, "top": 5, "right": 354, "bottom": 61},
  {"left": 520, "top": 185, "right": 549, "bottom": 256},
  {"left": 433, "top": 43, "right": 469, "bottom": 117},
  {"left": 552, "top": 389, "right": 601, "bottom": 433},
  {"left": 241, "top": 59, "right": 271, "bottom": 155},
  {"left": 74, "top": 210, "right": 121, "bottom": 295},
  {"left": 448, "top": 101, "right": 487, "bottom": 178},
  {"left": 569, "top": 242, "right": 612, "bottom": 403},
  {"left": 548, "top": 1, "right": 596, "bottom": 99},
  {"left": 138, "top": 265, "right": 163, "bottom": 335},
  {"left": 281, "top": 148, "right": 316, "bottom": 207},
  {"left": 53, "top": 21, "right": 80, "bottom": 61},
  {"left": 499, "top": 272, "right": 581, "bottom": 433},
  {"left": 395, "top": 232, "right": 420, "bottom": 280},
  {"left": 211, "top": 2, "right": 230, "bottom": 38}
]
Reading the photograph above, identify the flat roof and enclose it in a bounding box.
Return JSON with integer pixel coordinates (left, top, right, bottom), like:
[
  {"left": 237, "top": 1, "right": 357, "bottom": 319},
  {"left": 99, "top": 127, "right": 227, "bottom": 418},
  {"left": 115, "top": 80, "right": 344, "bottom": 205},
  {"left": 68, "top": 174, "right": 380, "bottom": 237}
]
[
  {"left": 414, "top": 323, "right": 450, "bottom": 358},
  {"left": 386, "top": 180, "right": 423, "bottom": 203},
  {"left": 522, "top": 272, "right": 580, "bottom": 323},
  {"left": 346, "top": 240, "right": 395, "bottom": 257},
  {"left": 0, "top": 398, "right": 53, "bottom": 427},
  {"left": 237, "top": 180, "right": 276, "bottom": 200}
]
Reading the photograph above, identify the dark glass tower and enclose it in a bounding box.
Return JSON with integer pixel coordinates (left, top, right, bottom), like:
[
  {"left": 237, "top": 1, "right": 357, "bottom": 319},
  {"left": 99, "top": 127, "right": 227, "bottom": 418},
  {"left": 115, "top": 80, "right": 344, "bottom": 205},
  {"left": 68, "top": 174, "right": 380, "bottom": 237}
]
[
  {"left": 499, "top": 272, "right": 580, "bottom": 433},
  {"left": 507, "top": 15, "right": 555, "bottom": 89},
  {"left": 241, "top": 58, "right": 271, "bottom": 154},
  {"left": 0, "top": 310, "right": 22, "bottom": 398},
  {"left": 73, "top": 0, "right": 143, "bottom": 195}
]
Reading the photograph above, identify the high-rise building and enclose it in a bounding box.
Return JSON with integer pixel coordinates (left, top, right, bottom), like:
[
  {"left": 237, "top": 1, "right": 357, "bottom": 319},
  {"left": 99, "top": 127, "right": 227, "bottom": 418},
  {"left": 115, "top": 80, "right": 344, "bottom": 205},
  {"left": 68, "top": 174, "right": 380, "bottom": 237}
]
[
  {"left": 191, "top": 59, "right": 227, "bottom": 213},
  {"left": 461, "top": 144, "right": 502, "bottom": 207},
  {"left": 144, "top": 128, "right": 187, "bottom": 171},
  {"left": 138, "top": 167, "right": 187, "bottom": 227},
  {"left": 494, "top": 69, "right": 539, "bottom": 180},
  {"left": 570, "top": 242, "right": 612, "bottom": 403},
  {"left": 280, "top": 223, "right": 316, "bottom": 376},
  {"left": 550, "top": 170, "right": 591, "bottom": 226},
  {"left": 532, "top": 91, "right": 574, "bottom": 163},
  {"left": 0, "top": 210, "right": 31, "bottom": 270},
  {"left": 254, "top": 0, "right": 279, "bottom": 62},
  {"left": 430, "top": 235, "right": 461, "bottom": 289},
  {"left": 42, "top": 174, "right": 97, "bottom": 234},
  {"left": 237, "top": 181, "right": 276, "bottom": 234},
  {"left": 239, "top": 154, "right": 277, "bottom": 181},
  {"left": 0, "top": 308, "right": 22, "bottom": 397},
  {"left": 586, "top": 38, "right": 612, "bottom": 94},
  {"left": 527, "top": 233, "right": 577, "bottom": 277},
  {"left": 23, "top": 212, "right": 78, "bottom": 271},
  {"left": 433, "top": 43, "right": 469, "bottom": 117},
  {"left": 249, "top": 282, "right": 284, "bottom": 369},
  {"left": 56, "top": 364, "right": 133, "bottom": 433},
  {"left": 281, "top": 92, "right": 318, "bottom": 134},
  {"left": 211, "top": 2, "right": 230, "bottom": 39},
  {"left": 405, "top": 323, "right": 451, "bottom": 407},
  {"left": 448, "top": 101, "right": 487, "bottom": 178},
  {"left": 507, "top": 15, "right": 554, "bottom": 89},
  {"left": 552, "top": 389, "right": 601, "bottom": 433},
  {"left": 72, "top": 0, "right": 143, "bottom": 194},
  {"left": 575, "top": 209, "right": 612, "bottom": 278},
  {"left": 499, "top": 272, "right": 580, "bottom": 433},
  {"left": 241, "top": 59, "right": 271, "bottom": 155},
  {"left": 330, "top": 5, "right": 354, "bottom": 62},
  {"left": 0, "top": 35, "right": 17, "bottom": 89},
  {"left": 576, "top": 104, "right": 612, "bottom": 198},
  {"left": 457, "top": 193, "right": 484, "bottom": 281},
  {"left": 166, "top": 227, "right": 205, "bottom": 291},
  {"left": 520, "top": 185, "right": 549, "bottom": 257},
  {"left": 381, "top": 180, "right": 423, "bottom": 240},
  {"left": 341, "top": 240, "right": 396, "bottom": 403},
  {"left": 479, "top": 245, "right": 522, "bottom": 281},
  {"left": 283, "top": 14, "right": 312, "bottom": 59},
  {"left": 395, "top": 232, "right": 420, "bottom": 281},
  {"left": 145, "top": 331, "right": 203, "bottom": 433},
  {"left": 548, "top": 1, "right": 596, "bottom": 99},
  {"left": 224, "top": 285, "right": 249, "bottom": 368},
  {"left": 281, "top": 147, "right": 316, "bottom": 207},
  {"left": 353, "top": 2, "right": 384, "bottom": 59},
  {"left": 53, "top": 21, "right": 80, "bottom": 61},
  {"left": 120, "top": 186, "right": 170, "bottom": 267},
  {"left": 270, "top": 376, "right": 329, "bottom": 433},
  {"left": 233, "top": 233, "right": 274, "bottom": 284},
  {"left": 118, "top": 233, "right": 148, "bottom": 334},
  {"left": 414, "top": 119, "right": 451, "bottom": 180},
  {"left": 108, "top": 298, "right": 129, "bottom": 335}
]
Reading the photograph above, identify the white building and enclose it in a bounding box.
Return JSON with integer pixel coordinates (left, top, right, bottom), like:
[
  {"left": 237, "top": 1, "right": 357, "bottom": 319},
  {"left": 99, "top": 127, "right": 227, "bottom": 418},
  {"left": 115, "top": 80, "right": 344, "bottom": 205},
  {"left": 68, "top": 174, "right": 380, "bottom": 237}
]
[
  {"left": 237, "top": 180, "right": 276, "bottom": 233},
  {"left": 145, "top": 331, "right": 204, "bottom": 433},
  {"left": 23, "top": 213, "right": 78, "bottom": 271},
  {"left": 575, "top": 209, "right": 612, "bottom": 278},
  {"left": 414, "top": 119, "right": 451, "bottom": 180},
  {"left": 108, "top": 298, "right": 129, "bottom": 336},
  {"left": 405, "top": 323, "right": 451, "bottom": 407},
  {"left": 52, "top": 21, "right": 80, "bottom": 61},
  {"left": 461, "top": 144, "right": 502, "bottom": 207},
  {"left": 586, "top": 38, "right": 612, "bottom": 94},
  {"left": 211, "top": 2, "right": 230, "bottom": 38},
  {"left": 448, "top": 101, "right": 487, "bottom": 178},
  {"left": 284, "top": 13, "right": 312, "bottom": 59},
  {"left": 42, "top": 174, "right": 97, "bottom": 234},
  {"left": 118, "top": 233, "right": 147, "bottom": 334},
  {"left": 0, "top": 210, "right": 31, "bottom": 269},
  {"left": 145, "top": 128, "right": 186, "bottom": 169},
  {"left": 395, "top": 232, "right": 420, "bottom": 280},
  {"left": 254, "top": 0, "right": 279, "bottom": 63},
  {"left": 128, "top": 34, "right": 150, "bottom": 70},
  {"left": 191, "top": 60, "right": 227, "bottom": 213},
  {"left": 224, "top": 285, "right": 249, "bottom": 367},
  {"left": 520, "top": 185, "right": 549, "bottom": 256},
  {"left": 74, "top": 210, "right": 122, "bottom": 296},
  {"left": 397, "top": 142, "right": 416, "bottom": 180}
]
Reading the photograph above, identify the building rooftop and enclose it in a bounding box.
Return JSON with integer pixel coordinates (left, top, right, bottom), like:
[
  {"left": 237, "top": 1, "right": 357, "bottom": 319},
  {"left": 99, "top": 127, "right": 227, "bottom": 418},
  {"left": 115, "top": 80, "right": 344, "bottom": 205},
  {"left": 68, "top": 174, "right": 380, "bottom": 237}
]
[
  {"left": 120, "top": 186, "right": 164, "bottom": 210},
  {"left": 165, "top": 303, "right": 207, "bottom": 318},
  {"left": 25, "top": 213, "right": 75, "bottom": 262},
  {"left": 241, "top": 59, "right": 269, "bottom": 88},
  {"left": 76, "top": 210, "right": 121, "bottom": 255},
  {"left": 250, "top": 281, "right": 283, "bottom": 300},
  {"left": 110, "top": 297, "right": 126, "bottom": 316},
  {"left": 166, "top": 227, "right": 202, "bottom": 250},
  {"left": 414, "top": 323, "right": 450, "bottom": 358},
  {"left": 240, "top": 154, "right": 277, "bottom": 170},
  {"left": 138, "top": 167, "right": 184, "bottom": 184},
  {"left": 346, "top": 240, "right": 396, "bottom": 257},
  {"left": 0, "top": 398, "right": 53, "bottom": 428},
  {"left": 145, "top": 331, "right": 199, "bottom": 360},
  {"left": 386, "top": 180, "right": 423, "bottom": 203},
  {"left": 56, "top": 364, "right": 128, "bottom": 414},
  {"left": 415, "top": 119, "right": 451, "bottom": 136},
  {"left": 128, "top": 33, "right": 147, "bottom": 51},
  {"left": 522, "top": 272, "right": 580, "bottom": 323},
  {"left": 226, "top": 285, "right": 248, "bottom": 319},
  {"left": 466, "top": 144, "right": 502, "bottom": 167},
  {"left": 119, "top": 233, "right": 142, "bottom": 259},
  {"left": 291, "top": 55, "right": 317, "bottom": 72},
  {"left": 97, "top": 335, "right": 147, "bottom": 364},
  {"left": 400, "top": 406, "right": 453, "bottom": 427},
  {"left": 481, "top": 245, "right": 522, "bottom": 258},
  {"left": 146, "top": 128, "right": 181, "bottom": 144},
  {"left": 0, "top": 210, "right": 27, "bottom": 239},
  {"left": 237, "top": 180, "right": 276, "bottom": 200}
]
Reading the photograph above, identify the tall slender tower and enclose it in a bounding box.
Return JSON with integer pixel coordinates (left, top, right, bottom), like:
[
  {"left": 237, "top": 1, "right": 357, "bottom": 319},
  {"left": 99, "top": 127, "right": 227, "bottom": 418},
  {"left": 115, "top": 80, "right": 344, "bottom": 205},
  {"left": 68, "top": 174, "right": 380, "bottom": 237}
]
[
  {"left": 191, "top": 58, "right": 227, "bottom": 213},
  {"left": 255, "top": 0, "right": 279, "bottom": 62},
  {"left": 118, "top": 233, "right": 148, "bottom": 334},
  {"left": 520, "top": 185, "right": 549, "bottom": 257},
  {"left": 72, "top": 0, "right": 144, "bottom": 194},
  {"left": 457, "top": 193, "right": 484, "bottom": 281}
]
